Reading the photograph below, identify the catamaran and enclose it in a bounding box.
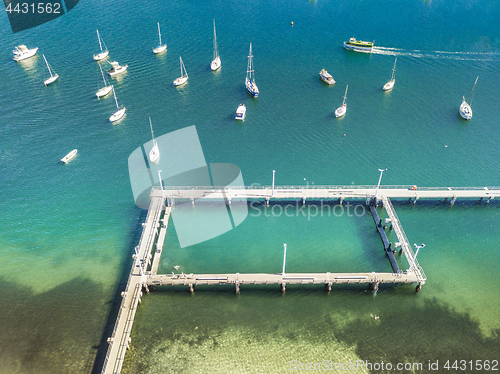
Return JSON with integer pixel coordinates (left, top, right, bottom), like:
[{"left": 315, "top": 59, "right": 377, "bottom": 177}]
[
  {"left": 319, "top": 69, "right": 335, "bottom": 85},
  {"left": 383, "top": 58, "right": 397, "bottom": 91},
  {"left": 96, "top": 63, "right": 113, "bottom": 98},
  {"left": 13, "top": 45, "right": 38, "bottom": 61},
  {"left": 109, "top": 86, "right": 126, "bottom": 122},
  {"left": 153, "top": 22, "right": 167, "bottom": 54},
  {"left": 245, "top": 43, "right": 259, "bottom": 97},
  {"left": 459, "top": 76, "right": 478, "bottom": 120},
  {"left": 210, "top": 19, "right": 221, "bottom": 71},
  {"left": 93, "top": 30, "right": 109, "bottom": 61},
  {"left": 173, "top": 57, "right": 188, "bottom": 86},
  {"left": 343, "top": 38, "right": 374, "bottom": 53},
  {"left": 107, "top": 60, "right": 128, "bottom": 76},
  {"left": 148, "top": 117, "right": 160, "bottom": 163},
  {"left": 335, "top": 85, "right": 348, "bottom": 118},
  {"left": 43, "top": 54, "right": 59, "bottom": 86}
]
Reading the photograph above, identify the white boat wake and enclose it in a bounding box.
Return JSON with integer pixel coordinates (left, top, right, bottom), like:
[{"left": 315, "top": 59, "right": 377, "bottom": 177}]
[{"left": 372, "top": 46, "right": 500, "bottom": 61}]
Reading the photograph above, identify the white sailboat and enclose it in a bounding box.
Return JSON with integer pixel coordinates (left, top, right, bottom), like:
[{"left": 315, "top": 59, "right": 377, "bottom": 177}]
[
  {"left": 93, "top": 30, "right": 109, "bottom": 61},
  {"left": 153, "top": 22, "right": 167, "bottom": 54},
  {"left": 459, "top": 76, "right": 478, "bottom": 120},
  {"left": 43, "top": 54, "right": 59, "bottom": 86},
  {"left": 335, "top": 84, "right": 348, "bottom": 118},
  {"left": 96, "top": 64, "right": 113, "bottom": 98},
  {"left": 383, "top": 58, "right": 397, "bottom": 91},
  {"left": 149, "top": 117, "right": 160, "bottom": 163},
  {"left": 210, "top": 19, "right": 221, "bottom": 71},
  {"left": 173, "top": 57, "right": 188, "bottom": 86},
  {"left": 245, "top": 43, "right": 259, "bottom": 97},
  {"left": 109, "top": 86, "right": 126, "bottom": 123},
  {"left": 13, "top": 45, "right": 38, "bottom": 61}
]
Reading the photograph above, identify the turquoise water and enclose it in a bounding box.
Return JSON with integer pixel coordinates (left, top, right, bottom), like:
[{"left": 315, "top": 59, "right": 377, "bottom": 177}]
[{"left": 1, "top": 0, "right": 500, "bottom": 373}]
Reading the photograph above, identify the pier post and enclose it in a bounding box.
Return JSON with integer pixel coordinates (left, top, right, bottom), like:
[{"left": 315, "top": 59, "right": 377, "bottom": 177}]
[
  {"left": 281, "top": 282, "right": 286, "bottom": 292},
  {"left": 266, "top": 197, "right": 270, "bottom": 206},
  {"left": 189, "top": 284, "right": 194, "bottom": 293},
  {"left": 325, "top": 282, "right": 332, "bottom": 292},
  {"left": 338, "top": 197, "right": 344, "bottom": 205},
  {"left": 191, "top": 198, "right": 195, "bottom": 206},
  {"left": 450, "top": 196, "right": 457, "bottom": 206},
  {"left": 235, "top": 280, "right": 240, "bottom": 293},
  {"left": 302, "top": 197, "right": 306, "bottom": 204}
]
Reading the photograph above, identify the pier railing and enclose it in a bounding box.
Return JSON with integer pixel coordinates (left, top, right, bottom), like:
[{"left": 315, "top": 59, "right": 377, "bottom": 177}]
[
  {"left": 382, "top": 196, "right": 426, "bottom": 284},
  {"left": 155, "top": 185, "right": 500, "bottom": 192}
]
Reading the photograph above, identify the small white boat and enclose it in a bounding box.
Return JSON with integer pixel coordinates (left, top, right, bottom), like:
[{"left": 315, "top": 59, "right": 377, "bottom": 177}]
[
  {"left": 235, "top": 104, "right": 246, "bottom": 120},
  {"left": 210, "top": 19, "right": 221, "bottom": 71},
  {"left": 459, "top": 76, "right": 478, "bottom": 120},
  {"left": 383, "top": 58, "right": 397, "bottom": 91},
  {"left": 43, "top": 54, "right": 59, "bottom": 86},
  {"left": 173, "top": 57, "right": 188, "bottom": 86},
  {"left": 13, "top": 45, "right": 38, "bottom": 61},
  {"left": 93, "top": 30, "right": 109, "bottom": 61},
  {"left": 335, "top": 84, "right": 348, "bottom": 118},
  {"left": 96, "top": 64, "right": 113, "bottom": 98},
  {"left": 107, "top": 61, "right": 128, "bottom": 76},
  {"left": 153, "top": 22, "right": 167, "bottom": 54},
  {"left": 61, "top": 149, "right": 77, "bottom": 163},
  {"left": 245, "top": 43, "right": 259, "bottom": 97},
  {"left": 148, "top": 117, "right": 160, "bottom": 163},
  {"left": 319, "top": 69, "right": 335, "bottom": 85},
  {"left": 109, "top": 86, "right": 126, "bottom": 123}
]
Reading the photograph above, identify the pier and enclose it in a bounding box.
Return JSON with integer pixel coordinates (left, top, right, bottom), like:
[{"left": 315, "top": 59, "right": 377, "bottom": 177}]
[{"left": 99, "top": 184, "right": 499, "bottom": 374}]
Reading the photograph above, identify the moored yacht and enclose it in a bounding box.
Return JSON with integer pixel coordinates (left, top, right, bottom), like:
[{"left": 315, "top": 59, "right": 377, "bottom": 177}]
[
  {"left": 235, "top": 104, "right": 246, "bottom": 120},
  {"left": 13, "top": 45, "right": 38, "bottom": 61},
  {"left": 107, "top": 61, "right": 128, "bottom": 76},
  {"left": 319, "top": 69, "right": 335, "bottom": 85}
]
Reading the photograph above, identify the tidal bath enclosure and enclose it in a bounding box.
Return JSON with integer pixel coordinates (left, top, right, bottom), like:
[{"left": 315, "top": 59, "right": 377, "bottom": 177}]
[{"left": 99, "top": 183, "right": 499, "bottom": 374}]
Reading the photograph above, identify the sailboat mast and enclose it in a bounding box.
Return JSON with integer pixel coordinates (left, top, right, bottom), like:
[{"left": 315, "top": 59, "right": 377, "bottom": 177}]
[
  {"left": 157, "top": 23, "right": 162, "bottom": 45},
  {"left": 247, "top": 43, "right": 254, "bottom": 81},
  {"left": 180, "top": 57, "right": 183, "bottom": 77},
  {"left": 43, "top": 54, "right": 53, "bottom": 77},
  {"left": 213, "top": 20, "right": 218, "bottom": 59},
  {"left": 113, "top": 86, "right": 119, "bottom": 109},
  {"left": 343, "top": 85, "right": 348, "bottom": 105},
  {"left": 99, "top": 64, "right": 107, "bottom": 85},
  {"left": 468, "top": 76, "right": 479, "bottom": 105},
  {"left": 391, "top": 58, "right": 397, "bottom": 80},
  {"left": 149, "top": 117, "right": 157, "bottom": 145},
  {"left": 97, "top": 30, "right": 103, "bottom": 52}
]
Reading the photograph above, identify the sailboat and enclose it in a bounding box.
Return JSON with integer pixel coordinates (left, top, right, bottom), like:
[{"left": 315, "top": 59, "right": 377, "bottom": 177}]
[
  {"left": 173, "top": 57, "right": 188, "bottom": 86},
  {"left": 96, "top": 64, "right": 113, "bottom": 98},
  {"left": 335, "top": 84, "right": 348, "bottom": 118},
  {"left": 153, "top": 22, "right": 167, "bottom": 54},
  {"left": 210, "top": 19, "right": 221, "bottom": 71},
  {"left": 459, "top": 76, "right": 478, "bottom": 120},
  {"left": 43, "top": 54, "right": 59, "bottom": 86},
  {"left": 383, "top": 58, "right": 397, "bottom": 91},
  {"left": 245, "top": 43, "right": 259, "bottom": 97},
  {"left": 93, "top": 30, "right": 109, "bottom": 61},
  {"left": 148, "top": 117, "right": 160, "bottom": 163},
  {"left": 109, "top": 86, "right": 126, "bottom": 122}
]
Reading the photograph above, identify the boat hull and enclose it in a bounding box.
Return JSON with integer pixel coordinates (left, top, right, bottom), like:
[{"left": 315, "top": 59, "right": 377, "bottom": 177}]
[
  {"left": 149, "top": 144, "right": 160, "bottom": 163},
  {"left": 96, "top": 85, "right": 113, "bottom": 98},
  {"left": 383, "top": 80, "right": 395, "bottom": 91},
  {"left": 93, "top": 50, "right": 109, "bottom": 61},
  {"left": 153, "top": 44, "right": 167, "bottom": 54},
  {"left": 319, "top": 70, "right": 335, "bottom": 85},
  {"left": 335, "top": 104, "right": 346, "bottom": 118},
  {"left": 13, "top": 47, "right": 38, "bottom": 61},
  {"left": 245, "top": 78, "right": 259, "bottom": 97},
  {"left": 211, "top": 56, "right": 221, "bottom": 71},
  {"left": 61, "top": 149, "right": 77, "bottom": 163},
  {"left": 235, "top": 104, "right": 246, "bottom": 120},
  {"left": 459, "top": 101, "right": 472, "bottom": 120},
  {"left": 108, "top": 65, "right": 128, "bottom": 76},
  {"left": 109, "top": 107, "right": 126, "bottom": 122},
  {"left": 173, "top": 76, "right": 188, "bottom": 86},
  {"left": 44, "top": 74, "right": 59, "bottom": 86},
  {"left": 343, "top": 41, "right": 373, "bottom": 53}
]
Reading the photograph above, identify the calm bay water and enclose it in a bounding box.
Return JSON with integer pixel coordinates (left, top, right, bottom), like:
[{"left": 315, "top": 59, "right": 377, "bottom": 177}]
[{"left": 0, "top": 0, "right": 499, "bottom": 373}]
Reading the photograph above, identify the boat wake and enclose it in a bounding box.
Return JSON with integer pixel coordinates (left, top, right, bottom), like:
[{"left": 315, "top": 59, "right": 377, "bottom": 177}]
[{"left": 372, "top": 46, "right": 500, "bottom": 61}]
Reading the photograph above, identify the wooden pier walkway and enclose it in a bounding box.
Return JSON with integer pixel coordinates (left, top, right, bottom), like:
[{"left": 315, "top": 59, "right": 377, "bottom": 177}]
[{"left": 101, "top": 194, "right": 166, "bottom": 374}]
